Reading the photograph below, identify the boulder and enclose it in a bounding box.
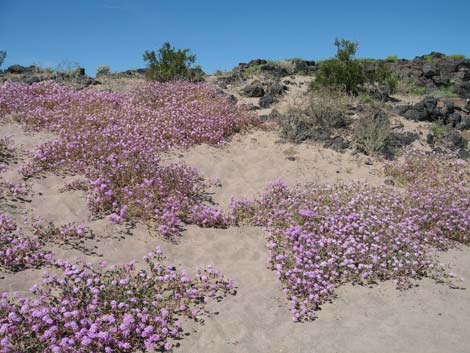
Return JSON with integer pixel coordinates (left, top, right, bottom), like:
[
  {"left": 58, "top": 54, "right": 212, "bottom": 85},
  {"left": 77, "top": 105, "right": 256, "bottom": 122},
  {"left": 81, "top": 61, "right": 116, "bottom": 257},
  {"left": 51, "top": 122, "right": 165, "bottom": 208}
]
[
  {"left": 248, "top": 59, "right": 268, "bottom": 66},
  {"left": 291, "top": 59, "right": 316, "bottom": 74},
  {"left": 241, "top": 84, "right": 265, "bottom": 97},
  {"left": 6, "top": 65, "right": 29, "bottom": 74},
  {"left": 457, "top": 116, "right": 470, "bottom": 130},
  {"left": 240, "top": 103, "right": 260, "bottom": 111},
  {"left": 457, "top": 82, "right": 470, "bottom": 98},
  {"left": 326, "top": 136, "right": 349, "bottom": 151},
  {"left": 269, "top": 82, "right": 288, "bottom": 96},
  {"left": 423, "top": 64, "right": 437, "bottom": 78},
  {"left": 259, "top": 94, "right": 274, "bottom": 108},
  {"left": 260, "top": 64, "right": 288, "bottom": 77}
]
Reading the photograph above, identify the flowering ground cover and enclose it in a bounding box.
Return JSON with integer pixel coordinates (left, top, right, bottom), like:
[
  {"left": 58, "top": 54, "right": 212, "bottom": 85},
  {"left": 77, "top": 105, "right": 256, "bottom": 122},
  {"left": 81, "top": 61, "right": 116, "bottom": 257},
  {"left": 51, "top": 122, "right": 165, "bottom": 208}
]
[
  {"left": 1, "top": 78, "right": 469, "bottom": 351},
  {"left": 0, "top": 80, "right": 256, "bottom": 236},
  {"left": 0, "top": 80, "right": 249, "bottom": 351},
  {"left": 231, "top": 151, "right": 470, "bottom": 321},
  {"left": 0, "top": 248, "right": 234, "bottom": 352}
]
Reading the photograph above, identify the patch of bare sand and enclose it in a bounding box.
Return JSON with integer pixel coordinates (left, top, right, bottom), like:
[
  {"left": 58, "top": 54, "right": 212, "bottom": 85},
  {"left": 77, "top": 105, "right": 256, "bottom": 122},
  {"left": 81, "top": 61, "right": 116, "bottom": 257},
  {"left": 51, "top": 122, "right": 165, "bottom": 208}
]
[
  {"left": 164, "top": 129, "right": 386, "bottom": 207},
  {"left": 1, "top": 122, "right": 470, "bottom": 353}
]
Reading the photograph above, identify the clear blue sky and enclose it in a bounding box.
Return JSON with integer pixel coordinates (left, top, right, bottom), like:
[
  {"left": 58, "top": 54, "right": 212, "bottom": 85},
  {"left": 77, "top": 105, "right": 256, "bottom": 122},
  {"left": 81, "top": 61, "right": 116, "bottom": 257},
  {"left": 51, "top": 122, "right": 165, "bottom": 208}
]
[{"left": 1, "top": 0, "right": 469, "bottom": 76}]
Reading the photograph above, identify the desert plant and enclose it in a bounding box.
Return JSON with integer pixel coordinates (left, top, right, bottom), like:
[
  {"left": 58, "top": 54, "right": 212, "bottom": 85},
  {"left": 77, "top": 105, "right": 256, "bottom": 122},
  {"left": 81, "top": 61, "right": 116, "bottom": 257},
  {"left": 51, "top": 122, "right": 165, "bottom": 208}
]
[
  {"left": 0, "top": 50, "right": 6, "bottom": 68},
  {"left": 280, "top": 90, "right": 350, "bottom": 143},
  {"left": 429, "top": 85, "right": 458, "bottom": 98},
  {"left": 311, "top": 38, "right": 365, "bottom": 94},
  {"left": 365, "top": 61, "right": 398, "bottom": 94},
  {"left": 448, "top": 54, "right": 466, "bottom": 59},
  {"left": 385, "top": 55, "right": 398, "bottom": 62},
  {"left": 353, "top": 105, "right": 391, "bottom": 155},
  {"left": 95, "top": 64, "right": 110, "bottom": 76},
  {"left": 143, "top": 42, "right": 198, "bottom": 82}
]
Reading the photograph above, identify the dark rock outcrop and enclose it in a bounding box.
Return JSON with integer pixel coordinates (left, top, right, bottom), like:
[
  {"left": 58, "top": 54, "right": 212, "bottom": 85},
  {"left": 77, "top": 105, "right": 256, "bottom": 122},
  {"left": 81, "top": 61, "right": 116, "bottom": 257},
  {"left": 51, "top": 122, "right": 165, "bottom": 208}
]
[
  {"left": 241, "top": 84, "right": 265, "bottom": 97},
  {"left": 259, "top": 94, "right": 274, "bottom": 108}
]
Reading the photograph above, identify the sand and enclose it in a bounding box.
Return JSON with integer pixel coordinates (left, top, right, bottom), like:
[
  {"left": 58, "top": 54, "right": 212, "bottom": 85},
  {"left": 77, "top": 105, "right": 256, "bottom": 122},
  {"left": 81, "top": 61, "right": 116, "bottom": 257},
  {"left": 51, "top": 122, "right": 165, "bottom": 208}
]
[{"left": 1, "top": 118, "right": 470, "bottom": 353}]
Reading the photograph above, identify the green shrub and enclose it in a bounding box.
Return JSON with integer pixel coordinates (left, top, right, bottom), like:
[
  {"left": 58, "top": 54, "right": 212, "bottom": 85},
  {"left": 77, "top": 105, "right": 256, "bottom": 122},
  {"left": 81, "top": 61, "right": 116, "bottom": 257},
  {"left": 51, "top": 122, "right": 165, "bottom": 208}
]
[
  {"left": 280, "top": 90, "right": 350, "bottom": 143},
  {"left": 0, "top": 50, "right": 7, "bottom": 68},
  {"left": 410, "top": 84, "right": 426, "bottom": 96},
  {"left": 430, "top": 85, "right": 458, "bottom": 99},
  {"left": 96, "top": 65, "right": 110, "bottom": 76},
  {"left": 312, "top": 38, "right": 365, "bottom": 94},
  {"left": 365, "top": 61, "right": 398, "bottom": 94},
  {"left": 385, "top": 55, "right": 398, "bottom": 62},
  {"left": 143, "top": 42, "right": 199, "bottom": 82},
  {"left": 448, "top": 54, "right": 466, "bottom": 59},
  {"left": 353, "top": 105, "right": 391, "bottom": 155}
]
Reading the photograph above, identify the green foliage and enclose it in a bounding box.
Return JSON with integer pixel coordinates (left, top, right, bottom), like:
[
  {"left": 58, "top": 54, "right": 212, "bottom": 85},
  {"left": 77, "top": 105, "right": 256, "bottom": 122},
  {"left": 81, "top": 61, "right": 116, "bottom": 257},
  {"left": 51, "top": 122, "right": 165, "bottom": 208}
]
[
  {"left": 95, "top": 65, "right": 110, "bottom": 76},
  {"left": 448, "top": 54, "right": 466, "bottom": 59},
  {"left": 423, "top": 54, "right": 438, "bottom": 63},
  {"left": 365, "top": 62, "right": 398, "bottom": 94},
  {"left": 385, "top": 55, "right": 398, "bottom": 62},
  {"left": 0, "top": 50, "right": 7, "bottom": 68},
  {"left": 429, "top": 85, "right": 458, "bottom": 99},
  {"left": 412, "top": 85, "right": 427, "bottom": 96},
  {"left": 430, "top": 122, "right": 453, "bottom": 140},
  {"left": 311, "top": 38, "right": 365, "bottom": 94},
  {"left": 143, "top": 42, "right": 198, "bottom": 82}
]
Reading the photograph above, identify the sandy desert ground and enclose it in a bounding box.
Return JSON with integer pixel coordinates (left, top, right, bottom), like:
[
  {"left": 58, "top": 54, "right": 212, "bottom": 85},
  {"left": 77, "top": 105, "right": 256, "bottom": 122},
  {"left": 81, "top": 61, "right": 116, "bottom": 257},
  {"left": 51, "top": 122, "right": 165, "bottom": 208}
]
[{"left": 1, "top": 117, "right": 469, "bottom": 353}]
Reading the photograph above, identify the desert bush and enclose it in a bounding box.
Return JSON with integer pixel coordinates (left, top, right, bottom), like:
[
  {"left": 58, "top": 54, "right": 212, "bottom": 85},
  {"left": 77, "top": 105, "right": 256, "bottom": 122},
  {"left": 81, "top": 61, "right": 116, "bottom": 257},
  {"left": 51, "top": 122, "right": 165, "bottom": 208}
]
[
  {"left": 55, "top": 60, "right": 82, "bottom": 78},
  {"left": 0, "top": 50, "right": 6, "bottom": 68},
  {"left": 448, "top": 54, "right": 466, "bottom": 59},
  {"left": 95, "top": 64, "right": 110, "bottom": 76},
  {"left": 279, "top": 90, "right": 350, "bottom": 143},
  {"left": 394, "top": 75, "right": 426, "bottom": 96},
  {"left": 429, "top": 85, "right": 458, "bottom": 98},
  {"left": 311, "top": 38, "right": 365, "bottom": 94},
  {"left": 143, "top": 42, "right": 200, "bottom": 82},
  {"left": 0, "top": 248, "right": 234, "bottom": 352},
  {"left": 353, "top": 104, "right": 391, "bottom": 155},
  {"left": 365, "top": 61, "right": 398, "bottom": 94},
  {"left": 385, "top": 55, "right": 398, "bottom": 62}
]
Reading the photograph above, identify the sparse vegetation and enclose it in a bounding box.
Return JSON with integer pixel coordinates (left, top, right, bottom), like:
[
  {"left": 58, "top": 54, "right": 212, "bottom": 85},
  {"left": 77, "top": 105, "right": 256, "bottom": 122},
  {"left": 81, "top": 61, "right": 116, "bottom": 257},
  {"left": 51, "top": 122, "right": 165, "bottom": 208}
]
[
  {"left": 279, "top": 90, "right": 350, "bottom": 143},
  {"left": 448, "top": 54, "right": 466, "bottom": 59},
  {"left": 429, "top": 85, "right": 458, "bottom": 98},
  {"left": 143, "top": 42, "right": 199, "bottom": 82},
  {"left": 55, "top": 60, "right": 82, "bottom": 77},
  {"left": 0, "top": 50, "right": 6, "bottom": 68},
  {"left": 385, "top": 55, "right": 398, "bottom": 62},
  {"left": 365, "top": 61, "right": 398, "bottom": 94},
  {"left": 95, "top": 64, "right": 110, "bottom": 76},
  {"left": 353, "top": 104, "right": 392, "bottom": 155}
]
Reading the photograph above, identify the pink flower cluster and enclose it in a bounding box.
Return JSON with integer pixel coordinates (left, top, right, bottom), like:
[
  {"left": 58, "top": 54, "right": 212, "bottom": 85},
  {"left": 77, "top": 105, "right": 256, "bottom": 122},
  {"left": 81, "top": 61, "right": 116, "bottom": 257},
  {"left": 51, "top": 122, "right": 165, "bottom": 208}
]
[
  {"left": 0, "top": 180, "right": 30, "bottom": 199},
  {"left": 0, "top": 81, "right": 256, "bottom": 235},
  {"left": 385, "top": 150, "right": 470, "bottom": 246},
  {"left": 230, "top": 152, "right": 470, "bottom": 321},
  {"left": 0, "top": 249, "right": 234, "bottom": 352},
  {"left": 0, "top": 213, "right": 53, "bottom": 271}
]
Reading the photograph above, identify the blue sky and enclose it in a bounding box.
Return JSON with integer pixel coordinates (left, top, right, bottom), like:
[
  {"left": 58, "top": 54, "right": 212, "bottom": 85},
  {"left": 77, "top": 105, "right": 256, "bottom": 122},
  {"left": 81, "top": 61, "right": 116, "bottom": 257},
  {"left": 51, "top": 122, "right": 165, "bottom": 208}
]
[{"left": 1, "top": 0, "right": 469, "bottom": 76}]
